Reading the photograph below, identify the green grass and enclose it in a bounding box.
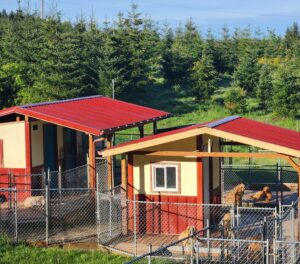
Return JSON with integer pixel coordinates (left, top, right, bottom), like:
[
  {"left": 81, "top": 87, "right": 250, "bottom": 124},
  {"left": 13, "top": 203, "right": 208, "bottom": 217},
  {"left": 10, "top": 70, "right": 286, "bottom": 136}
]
[
  {"left": 0, "top": 237, "right": 129, "bottom": 264},
  {"left": 0, "top": 237, "right": 179, "bottom": 264}
]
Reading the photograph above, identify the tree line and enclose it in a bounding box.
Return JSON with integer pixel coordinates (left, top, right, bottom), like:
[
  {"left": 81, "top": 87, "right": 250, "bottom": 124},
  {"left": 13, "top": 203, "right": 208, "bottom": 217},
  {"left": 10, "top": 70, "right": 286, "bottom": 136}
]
[{"left": 0, "top": 4, "right": 300, "bottom": 117}]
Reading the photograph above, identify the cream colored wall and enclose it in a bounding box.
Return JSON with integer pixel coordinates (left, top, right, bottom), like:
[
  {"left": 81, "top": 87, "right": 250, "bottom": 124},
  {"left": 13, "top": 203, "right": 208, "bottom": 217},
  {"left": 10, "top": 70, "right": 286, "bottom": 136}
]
[
  {"left": 0, "top": 121, "right": 26, "bottom": 168},
  {"left": 31, "top": 121, "right": 45, "bottom": 167},
  {"left": 133, "top": 137, "right": 198, "bottom": 196}
]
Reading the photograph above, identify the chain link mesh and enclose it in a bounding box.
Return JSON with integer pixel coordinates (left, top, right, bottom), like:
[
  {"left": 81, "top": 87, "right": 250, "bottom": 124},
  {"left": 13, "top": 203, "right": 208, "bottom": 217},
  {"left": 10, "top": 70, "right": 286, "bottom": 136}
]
[
  {"left": 221, "top": 165, "right": 298, "bottom": 205},
  {"left": 275, "top": 241, "right": 300, "bottom": 263}
]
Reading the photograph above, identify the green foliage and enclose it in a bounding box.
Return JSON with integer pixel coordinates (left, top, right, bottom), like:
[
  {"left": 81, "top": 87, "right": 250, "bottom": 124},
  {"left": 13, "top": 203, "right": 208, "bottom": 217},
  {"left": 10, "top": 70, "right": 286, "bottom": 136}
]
[
  {"left": 0, "top": 236, "right": 128, "bottom": 264},
  {"left": 224, "top": 87, "right": 248, "bottom": 114},
  {"left": 0, "top": 6, "right": 299, "bottom": 120},
  {"left": 256, "top": 64, "right": 273, "bottom": 110},
  {"left": 233, "top": 48, "right": 260, "bottom": 95},
  {"left": 272, "top": 60, "right": 300, "bottom": 117},
  {"left": 191, "top": 49, "right": 218, "bottom": 101}
]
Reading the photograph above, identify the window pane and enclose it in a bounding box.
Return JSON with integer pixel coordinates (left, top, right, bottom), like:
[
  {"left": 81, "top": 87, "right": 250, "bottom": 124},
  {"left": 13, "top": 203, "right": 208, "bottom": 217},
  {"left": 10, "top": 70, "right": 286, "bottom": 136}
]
[
  {"left": 166, "top": 167, "right": 176, "bottom": 189},
  {"left": 155, "top": 168, "right": 165, "bottom": 188}
]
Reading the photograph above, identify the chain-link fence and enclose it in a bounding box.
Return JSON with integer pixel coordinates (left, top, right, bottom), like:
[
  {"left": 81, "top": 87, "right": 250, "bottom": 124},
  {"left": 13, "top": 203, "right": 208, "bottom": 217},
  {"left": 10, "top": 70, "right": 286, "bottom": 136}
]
[
  {"left": 96, "top": 158, "right": 109, "bottom": 193},
  {"left": 0, "top": 163, "right": 299, "bottom": 262},
  {"left": 275, "top": 240, "right": 300, "bottom": 263},
  {"left": 96, "top": 192, "right": 290, "bottom": 257},
  {"left": 221, "top": 164, "right": 298, "bottom": 206},
  {"left": 126, "top": 228, "right": 269, "bottom": 264},
  {"left": 0, "top": 165, "right": 99, "bottom": 245}
]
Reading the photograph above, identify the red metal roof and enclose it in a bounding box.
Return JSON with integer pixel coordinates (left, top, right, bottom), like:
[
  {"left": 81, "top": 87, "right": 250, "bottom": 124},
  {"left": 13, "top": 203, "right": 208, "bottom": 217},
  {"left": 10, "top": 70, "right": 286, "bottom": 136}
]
[
  {"left": 0, "top": 96, "right": 170, "bottom": 135},
  {"left": 215, "top": 117, "right": 300, "bottom": 151},
  {"left": 102, "top": 116, "right": 300, "bottom": 155}
]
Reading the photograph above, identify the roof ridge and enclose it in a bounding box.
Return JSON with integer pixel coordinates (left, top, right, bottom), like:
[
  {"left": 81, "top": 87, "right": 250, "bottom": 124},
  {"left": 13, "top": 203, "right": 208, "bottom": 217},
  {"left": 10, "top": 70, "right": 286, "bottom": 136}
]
[
  {"left": 21, "top": 95, "right": 103, "bottom": 109},
  {"left": 205, "top": 116, "right": 240, "bottom": 128}
]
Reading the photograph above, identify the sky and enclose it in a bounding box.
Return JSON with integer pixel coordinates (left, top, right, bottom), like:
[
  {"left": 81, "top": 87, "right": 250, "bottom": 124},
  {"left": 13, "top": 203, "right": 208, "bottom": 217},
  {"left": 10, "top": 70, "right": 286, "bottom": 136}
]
[{"left": 2, "top": 0, "right": 300, "bottom": 35}]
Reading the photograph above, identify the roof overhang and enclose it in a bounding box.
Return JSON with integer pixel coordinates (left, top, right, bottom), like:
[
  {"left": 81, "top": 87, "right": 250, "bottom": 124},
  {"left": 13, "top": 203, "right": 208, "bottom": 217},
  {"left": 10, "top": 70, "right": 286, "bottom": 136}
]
[
  {"left": 101, "top": 126, "right": 300, "bottom": 158},
  {"left": 0, "top": 96, "right": 171, "bottom": 136}
]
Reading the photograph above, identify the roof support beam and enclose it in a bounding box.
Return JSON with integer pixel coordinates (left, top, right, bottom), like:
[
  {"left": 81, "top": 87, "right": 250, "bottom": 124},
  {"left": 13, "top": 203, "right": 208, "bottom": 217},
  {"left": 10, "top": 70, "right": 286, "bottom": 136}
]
[
  {"left": 107, "top": 134, "right": 114, "bottom": 190},
  {"left": 138, "top": 151, "right": 289, "bottom": 159},
  {"left": 88, "top": 134, "right": 95, "bottom": 189}
]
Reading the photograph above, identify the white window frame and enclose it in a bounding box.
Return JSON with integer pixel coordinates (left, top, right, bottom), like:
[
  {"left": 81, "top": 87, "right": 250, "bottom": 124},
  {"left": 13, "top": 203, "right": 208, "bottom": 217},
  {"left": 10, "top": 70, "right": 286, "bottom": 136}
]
[{"left": 152, "top": 164, "right": 179, "bottom": 192}]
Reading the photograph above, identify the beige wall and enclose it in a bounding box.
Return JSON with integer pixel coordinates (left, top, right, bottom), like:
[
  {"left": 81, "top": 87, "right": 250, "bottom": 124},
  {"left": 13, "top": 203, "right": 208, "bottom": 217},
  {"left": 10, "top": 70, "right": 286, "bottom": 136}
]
[
  {"left": 133, "top": 137, "right": 198, "bottom": 196},
  {"left": 0, "top": 121, "right": 26, "bottom": 168},
  {"left": 132, "top": 135, "right": 220, "bottom": 200}
]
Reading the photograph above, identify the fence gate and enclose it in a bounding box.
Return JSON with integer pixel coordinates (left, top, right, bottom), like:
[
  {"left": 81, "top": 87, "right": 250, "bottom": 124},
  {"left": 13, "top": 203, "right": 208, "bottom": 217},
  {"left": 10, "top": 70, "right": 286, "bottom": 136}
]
[
  {"left": 96, "top": 158, "right": 109, "bottom": 193},
  {"left": 96, "top": 158, "right": 123, "bottom": 247},
  {"left": 0, "top": 188, "right": 17, "bottom": 241}
]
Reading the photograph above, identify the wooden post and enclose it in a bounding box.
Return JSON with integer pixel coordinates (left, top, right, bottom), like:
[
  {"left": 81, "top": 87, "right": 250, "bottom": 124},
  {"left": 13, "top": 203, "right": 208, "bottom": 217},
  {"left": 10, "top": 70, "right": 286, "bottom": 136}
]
[
  {"left": 88, "top": 134, "right": 95, "bottom": 189},
  {"left": 153, "top": 121, "right": 157, "bottom": 135},
  {"left": 24, "top": 116, "right": 31, "bottom": 175},
  {"left": 107, "top": 134, "right": 113, "bottom": 190},
  {"left": 121, "top": 154, "right": 127, "bottom": 195},
  {"left": 138, "top": 125, "right": 144, "bottom": 138}
]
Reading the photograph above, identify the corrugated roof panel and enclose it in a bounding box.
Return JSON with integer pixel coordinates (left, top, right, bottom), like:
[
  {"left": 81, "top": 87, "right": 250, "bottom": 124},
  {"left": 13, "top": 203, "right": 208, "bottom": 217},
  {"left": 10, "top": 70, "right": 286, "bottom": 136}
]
[
  {"left": 215, "top": 117, "right": 300, "bottom": 151},
  {"left": 0, "top": 96, "right": 170, "bottom": 135}
]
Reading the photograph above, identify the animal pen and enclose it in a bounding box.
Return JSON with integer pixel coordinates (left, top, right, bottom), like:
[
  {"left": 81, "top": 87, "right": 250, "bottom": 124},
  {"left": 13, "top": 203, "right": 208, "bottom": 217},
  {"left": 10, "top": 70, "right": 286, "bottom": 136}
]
[{"left": 0, "top": 159, "right": 299, "bottom": 263}]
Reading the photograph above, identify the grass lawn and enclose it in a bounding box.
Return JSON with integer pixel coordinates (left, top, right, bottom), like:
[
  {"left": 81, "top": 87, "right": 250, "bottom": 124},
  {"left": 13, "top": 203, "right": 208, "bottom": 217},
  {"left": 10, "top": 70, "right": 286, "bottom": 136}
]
[
  {"left": 0, "top": 237, "right": 129, "bottom": 264},
  {"left": 0, "top": 237, "right": 179, "bottom": 264}
]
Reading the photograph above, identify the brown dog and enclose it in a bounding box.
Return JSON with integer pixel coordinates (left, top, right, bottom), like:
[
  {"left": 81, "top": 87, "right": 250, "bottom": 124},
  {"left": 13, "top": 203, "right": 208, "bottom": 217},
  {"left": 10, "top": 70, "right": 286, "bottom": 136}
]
[
  {"left": 222, "top": 212, "right": 232, "bottom": 238},
  {"left": 250, "top": 186, "right": 272, "bottom": 202},
  {"left": 224, "top": 183, "right": 246, "bottom": 205},
  {"left": 178, "top": 226, "right": 195, "bottom": 246},
  {"left": 251, "top": 190, "right": 265, "bottom": 200}
]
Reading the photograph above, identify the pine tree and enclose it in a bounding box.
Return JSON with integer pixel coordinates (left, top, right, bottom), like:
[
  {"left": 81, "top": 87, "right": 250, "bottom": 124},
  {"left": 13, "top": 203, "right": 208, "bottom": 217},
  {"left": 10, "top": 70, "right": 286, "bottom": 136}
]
[
  {"left": 233, "top": 48, "right": 260, "bottom": 95},
  {"left": 191, "top": 48, "right": 218, "bottom": 101},
  {"left": 256, "top": 65, "right": 273, "bottom": 111},
  {"left": 272, "top": 61, "right": 300, "bottom": 117}
]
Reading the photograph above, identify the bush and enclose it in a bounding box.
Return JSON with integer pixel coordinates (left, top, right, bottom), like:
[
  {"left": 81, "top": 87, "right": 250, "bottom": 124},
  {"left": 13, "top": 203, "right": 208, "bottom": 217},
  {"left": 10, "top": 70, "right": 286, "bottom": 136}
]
[{"left": 224, "top": 87, "right": 248, "bottom": 114}]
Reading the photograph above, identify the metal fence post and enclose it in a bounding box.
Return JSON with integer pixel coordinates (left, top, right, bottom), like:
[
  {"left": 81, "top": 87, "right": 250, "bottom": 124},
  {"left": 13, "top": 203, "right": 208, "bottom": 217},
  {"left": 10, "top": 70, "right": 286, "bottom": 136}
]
[
  {"left": 265, "top": 239, "right": 269, "bottom": 264},
  {"left": 274, "top": 206, "right": 278, "bottom": 241},
  {"left": 148, "top": 244, "right": 152, "bottom": 264},
  {"left": 263, "top": 217, "right": 267, "bottom": 241},
  {"left": 45, "top": 171, "right": 49, "bottom": 245},
  {"left": 279, "top": 201, "right": 282, "bottom": 240},
  {"left": 291, "top": 201, "right": 295, "bottom": 241},
  {"left": 13, "top": 187, "right": 18, "bottom": 242},
  {"left": 133, "top": 195, "right": 137, "bottom": 256},
  {"left": 96, "top": 173, "right": 100, "bottom": 242},
  {"left": 58, "top": 166, "right": 62, "bottom": 197},
  {"left": 109, "top": 195, "right": 112, "bottom": 238},
  {"left": 206, "top": 219, "right": 211, "bottom": 261},
  {"left": 190, "top": 227, "right": 194, "bottom": 264}
]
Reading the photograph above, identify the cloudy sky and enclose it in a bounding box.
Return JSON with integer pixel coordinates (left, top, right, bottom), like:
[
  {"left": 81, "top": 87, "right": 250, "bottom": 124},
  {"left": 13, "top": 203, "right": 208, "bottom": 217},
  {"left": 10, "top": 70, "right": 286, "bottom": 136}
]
[{"left": 2, "top": 0, "right": 300, "bottom": 35}]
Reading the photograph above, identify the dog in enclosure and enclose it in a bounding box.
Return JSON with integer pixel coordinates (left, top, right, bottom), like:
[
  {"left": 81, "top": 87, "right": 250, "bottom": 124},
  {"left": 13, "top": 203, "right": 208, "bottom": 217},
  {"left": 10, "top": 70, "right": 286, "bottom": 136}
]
[
  {"left": 224, "top": 183, "right": 246, "bottom": 205},
  {"left": 222, "top": 212, "right": 232, "bottom": 238},
  {"left": 178, "top": 226, "right": 195, "bottom": 247},
  {"left": 250, "top": 186, "right": 272, "bottom": 203},
  {"left": 250, "top": 190, "right": 265, "bottom": 201}
]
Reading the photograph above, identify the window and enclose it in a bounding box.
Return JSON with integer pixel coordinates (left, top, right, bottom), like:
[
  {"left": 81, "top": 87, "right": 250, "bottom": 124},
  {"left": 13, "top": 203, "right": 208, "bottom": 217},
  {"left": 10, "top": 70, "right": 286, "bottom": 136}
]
[{"left": 152, "top": 164, "right": 179, "bottom": 192}]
